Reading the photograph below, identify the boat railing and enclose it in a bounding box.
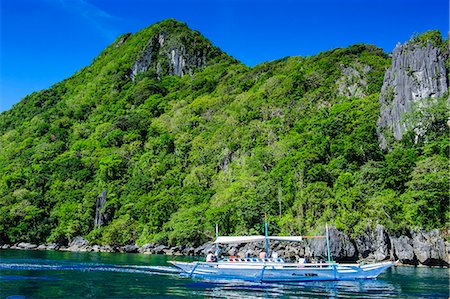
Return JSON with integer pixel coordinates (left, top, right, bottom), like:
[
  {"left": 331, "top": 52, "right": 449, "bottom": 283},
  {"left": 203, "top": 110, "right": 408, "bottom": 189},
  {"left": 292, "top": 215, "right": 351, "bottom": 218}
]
[
  {"left": 203, "top": 259, "right": 336, "bottom": 268},
  {"left": 222, "top": 258, "right": 285, "bottom": 263}
]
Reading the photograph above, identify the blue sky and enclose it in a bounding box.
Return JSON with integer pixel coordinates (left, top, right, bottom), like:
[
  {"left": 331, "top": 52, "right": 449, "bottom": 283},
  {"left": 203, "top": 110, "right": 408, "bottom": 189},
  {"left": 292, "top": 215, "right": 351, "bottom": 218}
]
[{"left": 1, "top": 0, "right": 448, "bottom": 112}]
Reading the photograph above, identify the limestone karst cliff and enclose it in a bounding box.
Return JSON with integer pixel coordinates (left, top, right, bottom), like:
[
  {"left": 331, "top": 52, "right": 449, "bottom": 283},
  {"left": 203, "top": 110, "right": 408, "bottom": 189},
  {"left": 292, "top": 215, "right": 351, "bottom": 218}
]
[{"left": 376, "top": 31, "right": 448, "bottom": 149}]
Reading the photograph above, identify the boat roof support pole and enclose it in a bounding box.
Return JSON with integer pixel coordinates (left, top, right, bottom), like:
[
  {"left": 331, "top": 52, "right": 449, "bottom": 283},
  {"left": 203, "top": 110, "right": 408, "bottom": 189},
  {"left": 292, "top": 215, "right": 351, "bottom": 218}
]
[
  {"left": 215, "top": 223, "right": 219, "bottom": 255},
  {"left": 264, "top": 215, "right": 269, "bottom": 256},
  {"left": 326, "top": 223, "right": 332, "bottom": 263}
]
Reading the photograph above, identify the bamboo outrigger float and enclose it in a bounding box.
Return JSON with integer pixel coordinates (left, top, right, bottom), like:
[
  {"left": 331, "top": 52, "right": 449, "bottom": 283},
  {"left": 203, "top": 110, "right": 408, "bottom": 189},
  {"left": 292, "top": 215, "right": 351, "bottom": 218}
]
[{"left": 169, "top": 223, "right": 396, "bottom": 282}]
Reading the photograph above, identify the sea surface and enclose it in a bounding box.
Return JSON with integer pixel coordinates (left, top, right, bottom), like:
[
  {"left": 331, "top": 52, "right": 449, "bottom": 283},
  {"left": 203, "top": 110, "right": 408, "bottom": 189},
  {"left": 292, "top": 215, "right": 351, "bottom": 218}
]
[{"left": 0, "top": 249, "right": 448, "bottom": 298}]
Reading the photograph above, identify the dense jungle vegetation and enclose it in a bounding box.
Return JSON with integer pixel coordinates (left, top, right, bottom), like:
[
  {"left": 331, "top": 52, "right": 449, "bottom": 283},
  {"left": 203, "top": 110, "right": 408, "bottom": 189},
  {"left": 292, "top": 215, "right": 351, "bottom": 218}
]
[{"left": 0, "top": 20, "right": 448, "bottom": 246}]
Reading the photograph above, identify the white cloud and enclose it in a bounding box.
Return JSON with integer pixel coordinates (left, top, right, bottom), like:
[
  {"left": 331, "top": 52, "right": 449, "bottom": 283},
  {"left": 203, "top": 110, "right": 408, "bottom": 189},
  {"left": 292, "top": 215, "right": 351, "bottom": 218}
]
[{"left": 57, "top": 0, "right": 123, "bottom": 40}]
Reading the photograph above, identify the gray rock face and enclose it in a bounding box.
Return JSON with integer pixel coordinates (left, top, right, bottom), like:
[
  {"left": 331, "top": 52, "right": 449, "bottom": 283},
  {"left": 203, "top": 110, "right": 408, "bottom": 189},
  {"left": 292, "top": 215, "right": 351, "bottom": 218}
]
[
  {"left": 446, "top": 241, "right": 450, "bottom": 262},
  {"left": 392, "top": 235, "right": 415, "bottom": 263},
  {"left": 140, "top": 243, "right": 156, "bottom": 254},
  {"left": 114, "top": 33, "right": 131, "bottom": 48},
  {"left": 131, "top": 29, "right": 215, "bottom": 80},
  {"left": 354, "top": 229, "right": 376, "bottom": 259},
  {"left": 193, "top": 243, "right": 209, "bottom": 256},
  {"left": 377, "top": 39, "right": 448, "bottom": 149},
  {"left": 337, "top": 63, "right": 371, "bottom": 98},
  {"left": 328, "top": 228, "right": 357, "bottom": 259},
  {"left": 307, "top": 228, "right": 356, "bottom": 260},
  {"left": 183, "top": 246, "right": 195, "bottom": 256},
  {"left": 412, "top": 229, "right": 447, "bottom": 266},
  {"left": 100, "top": 245, "right": 114, "bottom": 252},
  {"left": 354, "top": 224, "right": 391, "bottom": 261},
  {"left": 16, "top": 242, "right": 38, "bottom": 250},
  {"left": 67, "top": 236, "right": 90, "bottom": 251},
  {"left": 94, "top": 190, "right": 108, "bottom": 228},
  {"left": 46, "top": 243, "right": 59, "bottom": 250},
  {"left": 70, "top": 236, "right": 89, "bottom": 247},
  {"left": 374, "top": 224, "right": 391, "bottom": 261},
  {"left": 153, "top": 245, "right": 167, "bottom": 254},
  {"left": 122, "top": 245, "right": 139, "bottom": 253}
]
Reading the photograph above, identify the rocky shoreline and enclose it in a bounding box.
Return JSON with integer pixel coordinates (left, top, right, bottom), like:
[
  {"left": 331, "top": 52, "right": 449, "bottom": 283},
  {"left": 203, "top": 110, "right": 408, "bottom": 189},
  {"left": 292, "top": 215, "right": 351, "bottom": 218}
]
[{"left": 2, "top": 225, "right": 448, "bottom": 267}]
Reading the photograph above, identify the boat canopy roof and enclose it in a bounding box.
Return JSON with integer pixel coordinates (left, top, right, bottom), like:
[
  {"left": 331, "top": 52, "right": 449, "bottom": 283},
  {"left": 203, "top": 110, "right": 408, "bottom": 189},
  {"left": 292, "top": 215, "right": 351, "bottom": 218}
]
[
  {"left": 269, "top": 236, "right": 304, "bottom": 242},
  {"left": 214, "top": 236, "right": 303, "bottom": 244}
]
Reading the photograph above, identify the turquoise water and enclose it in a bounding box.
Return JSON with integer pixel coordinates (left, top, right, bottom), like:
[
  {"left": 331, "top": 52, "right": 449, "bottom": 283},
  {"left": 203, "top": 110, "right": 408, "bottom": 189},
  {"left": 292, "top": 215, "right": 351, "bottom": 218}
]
[{"left": 0, "top": 249, "right": 448, "bottom": 298}]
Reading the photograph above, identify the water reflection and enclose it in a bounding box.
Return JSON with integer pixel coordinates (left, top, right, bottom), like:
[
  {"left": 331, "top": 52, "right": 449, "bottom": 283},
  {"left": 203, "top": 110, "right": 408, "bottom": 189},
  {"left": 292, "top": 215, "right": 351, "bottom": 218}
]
[{"left": 178, "top": 276, "right": 399, "bottom": 298}]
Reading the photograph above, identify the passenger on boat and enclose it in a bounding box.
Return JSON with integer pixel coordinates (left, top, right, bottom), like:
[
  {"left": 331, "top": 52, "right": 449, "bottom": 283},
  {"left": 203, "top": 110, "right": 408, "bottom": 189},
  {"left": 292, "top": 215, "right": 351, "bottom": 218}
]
[
  {"left": 206, "top": 251, "right": 216, "bottom": 262},
  {"left": 298, "top": 257, "right": 309, "bottom": 264},
  {"left": 259, "top": 251, "right": 267, "bottom": 259},
  {"left": 271, "top": 250, "right": 278, "bottom": 258}
]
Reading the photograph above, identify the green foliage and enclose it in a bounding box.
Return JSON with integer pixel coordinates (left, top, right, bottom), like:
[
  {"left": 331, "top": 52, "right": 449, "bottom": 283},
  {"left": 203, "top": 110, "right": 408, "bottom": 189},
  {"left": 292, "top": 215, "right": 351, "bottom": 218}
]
[
  {"left": 401, "top": 156, "right": 449, "bottom": 230},
  {"left": 410, "top": 30, "right": 445, "bottom": 50},
  {"left": 163, "top": 203, "right": 209, "bottom": 246},
  {"left": 0, "top": 23, "right": 447, "bottom": 246},
  {"left": 98, "top": 214, "right": 138, "bottom": 246}
]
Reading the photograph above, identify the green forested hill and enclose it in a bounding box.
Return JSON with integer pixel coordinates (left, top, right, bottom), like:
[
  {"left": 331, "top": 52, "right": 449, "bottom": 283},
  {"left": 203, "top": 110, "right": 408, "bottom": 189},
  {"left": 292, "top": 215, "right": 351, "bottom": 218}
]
[{"left": 0, "top": 20, "right": 448, "bottom": 246}]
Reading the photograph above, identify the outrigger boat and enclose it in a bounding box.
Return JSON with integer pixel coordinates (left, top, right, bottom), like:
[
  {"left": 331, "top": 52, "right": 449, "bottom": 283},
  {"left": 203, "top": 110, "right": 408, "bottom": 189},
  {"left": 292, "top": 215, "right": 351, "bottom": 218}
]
[{"left": 169, "top": 223, "right": 396, "bottom": 282}]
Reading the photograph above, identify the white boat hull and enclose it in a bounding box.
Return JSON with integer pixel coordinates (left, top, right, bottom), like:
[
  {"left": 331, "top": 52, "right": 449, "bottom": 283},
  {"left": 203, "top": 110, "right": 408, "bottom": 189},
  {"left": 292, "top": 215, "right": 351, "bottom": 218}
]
[{"left": 169, "top": 260, "right": 396, "bottom": 282}]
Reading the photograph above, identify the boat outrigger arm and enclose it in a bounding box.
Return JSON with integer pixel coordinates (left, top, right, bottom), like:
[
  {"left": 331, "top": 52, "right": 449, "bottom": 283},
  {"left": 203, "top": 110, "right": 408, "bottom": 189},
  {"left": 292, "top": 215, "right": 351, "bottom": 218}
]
[{"left": 169, "top": 224, "right": 397, "bottom": 282}]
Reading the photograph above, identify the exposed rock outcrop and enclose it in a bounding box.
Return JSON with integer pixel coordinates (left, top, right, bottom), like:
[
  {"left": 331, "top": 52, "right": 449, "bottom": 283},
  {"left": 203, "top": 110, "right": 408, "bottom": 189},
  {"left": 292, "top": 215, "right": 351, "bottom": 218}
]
[
  {"left": 354, "top": 224, "right": 391, "bottom": 260},
  {"left": 94, "top": 190, "right": 108, "bottom": 228},
  {"left": 307, "top": 228, "right": 357, "bottom": 261},
  {"left": 337, "top": 63, "right": 371, "bottom": 98},
  {"left": 66, "top": 236, "right": 90, "bottom": 252},
  {"left": 374, "top": 224, "right": 391, "bottom": 260},
  {"left": 139, "top": 243, "right": 156, "bottom": 254},
  {"left": 114, "top": 33, "right": 131, "bottom": 48},
  {"left": 15, "top": 242, "right": 38, "bottom": 250},
  {"left": 391, "top": 235, "right": 416, "bottom": 264},
  {"left": 131, "top": 21, "right": 221, "bottom": 79},
  {"left": 121, "top": 245, "right": 140, "bottom": 253},
  {"left": 377, "top": 33, "right": 448, "bottom": 149},
  {"left": 411, "top": 229, "right": 447, "bottom": 266}
]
